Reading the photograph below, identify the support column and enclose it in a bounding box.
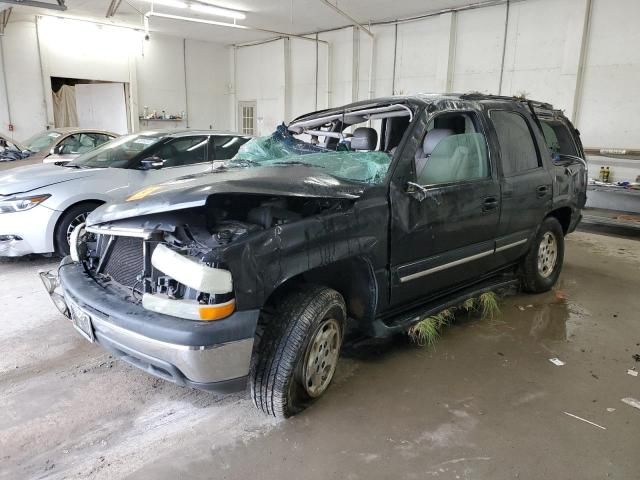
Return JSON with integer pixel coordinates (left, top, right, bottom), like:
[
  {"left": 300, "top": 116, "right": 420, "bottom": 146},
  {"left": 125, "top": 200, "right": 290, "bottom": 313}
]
[
  {"left": 566, "top": 0, "right": 592, "bottom": 125},
  {"left": 435, "top": 12, "right": 457, "bottom": 93}
]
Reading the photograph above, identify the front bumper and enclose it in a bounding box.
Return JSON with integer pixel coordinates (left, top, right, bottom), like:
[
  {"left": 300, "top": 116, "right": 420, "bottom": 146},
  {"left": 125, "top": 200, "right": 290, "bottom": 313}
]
[
  {"left": 0, "top": 204, "right": 58, "bottom": 256},
  {"left": 46, "top": 259, "right": 259, "bottom": 392}
]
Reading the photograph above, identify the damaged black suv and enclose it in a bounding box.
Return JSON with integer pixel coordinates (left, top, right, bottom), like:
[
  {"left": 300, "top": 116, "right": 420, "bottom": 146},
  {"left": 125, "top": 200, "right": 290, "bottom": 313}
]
[{"left": 42, "top": 94, "right": 587, "bottom": 418}]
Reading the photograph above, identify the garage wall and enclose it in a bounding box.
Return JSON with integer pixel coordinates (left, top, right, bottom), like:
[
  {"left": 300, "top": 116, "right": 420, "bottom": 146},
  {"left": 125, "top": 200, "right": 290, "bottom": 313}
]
[
  {"left": 0, "top": 20, "right": 48, "bottom": 141},
  {"left": 577, "top": 0, "right": 640, "bottom": 150},
  {"left": 232, "top": 0, "right": 640, "bottom": 150},
  {"left": 0, "top": 15, "right": 233, "bottom": 142}
]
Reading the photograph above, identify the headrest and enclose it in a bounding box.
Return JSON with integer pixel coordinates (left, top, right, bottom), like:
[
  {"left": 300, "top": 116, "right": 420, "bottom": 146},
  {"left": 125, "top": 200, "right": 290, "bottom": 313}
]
[
  {"left": 423, "top": 129, "right": 454, "bottom": 156},
  {"left": 350, "top": 127, "right": 378, "bottom": 151}
]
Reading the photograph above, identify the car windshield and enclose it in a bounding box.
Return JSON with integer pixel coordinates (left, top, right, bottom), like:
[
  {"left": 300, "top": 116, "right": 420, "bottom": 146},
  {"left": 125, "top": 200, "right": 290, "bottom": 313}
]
[
  {"left": 23, "top": 131, "right": 62, "bottom": 152},
  {"left": 68, "top": 132, "right": 165, "bottom": 169},
  {"left": 227, "top": 124, "right": 393, "bottom": 185}
]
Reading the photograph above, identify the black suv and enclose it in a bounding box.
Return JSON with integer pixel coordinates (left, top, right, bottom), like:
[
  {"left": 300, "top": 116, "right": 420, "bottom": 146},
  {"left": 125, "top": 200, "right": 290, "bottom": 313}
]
[{"left": 43, "top": 94, "right": 587, "bottom": 418}]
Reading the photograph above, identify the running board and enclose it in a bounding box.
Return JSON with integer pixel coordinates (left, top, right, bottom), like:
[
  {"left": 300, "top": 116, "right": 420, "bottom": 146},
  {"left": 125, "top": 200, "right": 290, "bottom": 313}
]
[{"left": 369, "top": 276, "right": 520, "bottom": 338}]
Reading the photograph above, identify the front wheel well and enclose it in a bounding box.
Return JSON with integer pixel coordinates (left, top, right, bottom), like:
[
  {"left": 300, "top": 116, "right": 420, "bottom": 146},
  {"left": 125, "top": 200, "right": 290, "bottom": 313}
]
[
  {"left": 262, "top": 257, "right": 378, "bottom": 328},
  {"left": 53, "top": 200, "right": 104, "bottom": 252},
  {"left": 546, "top": 207, "right": 572, "bottom": 235}
]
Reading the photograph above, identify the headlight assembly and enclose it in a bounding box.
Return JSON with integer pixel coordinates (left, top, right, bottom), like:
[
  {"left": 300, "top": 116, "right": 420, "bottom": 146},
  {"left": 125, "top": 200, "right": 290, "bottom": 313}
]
[{"left": 0, "top": 194, "right": 51, "bottom": 214}]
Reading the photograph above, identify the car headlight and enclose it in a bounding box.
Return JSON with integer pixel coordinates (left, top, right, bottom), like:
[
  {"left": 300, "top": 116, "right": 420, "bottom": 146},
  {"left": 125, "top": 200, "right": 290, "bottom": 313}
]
[{"left": 0, "top": 194, "right": 51, "bottom": 214}]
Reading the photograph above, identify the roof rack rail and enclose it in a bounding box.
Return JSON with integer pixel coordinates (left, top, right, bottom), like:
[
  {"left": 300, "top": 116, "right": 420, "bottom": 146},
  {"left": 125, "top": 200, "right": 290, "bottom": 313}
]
[{"left": 459, "top": 93, "right": 554, "bottom": 110}]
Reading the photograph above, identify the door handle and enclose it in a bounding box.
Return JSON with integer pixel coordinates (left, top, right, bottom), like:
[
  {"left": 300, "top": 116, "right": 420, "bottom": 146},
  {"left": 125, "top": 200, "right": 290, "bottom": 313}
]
[
  {"left": 536, "top": 185, "right": 549, "bottom": 197},
  {"left": 482, "top": 196, "right": 499, "bottom": 211}
]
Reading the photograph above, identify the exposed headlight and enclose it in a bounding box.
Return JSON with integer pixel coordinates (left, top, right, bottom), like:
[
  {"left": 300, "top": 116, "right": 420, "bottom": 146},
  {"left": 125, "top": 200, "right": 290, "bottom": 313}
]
[{"left": 0, "top": 194, "right": 51, "bottom": 214}]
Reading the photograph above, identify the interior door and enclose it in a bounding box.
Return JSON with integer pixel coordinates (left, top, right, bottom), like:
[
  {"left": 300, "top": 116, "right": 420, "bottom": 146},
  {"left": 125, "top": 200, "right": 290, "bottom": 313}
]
[
  {"left": 390, "top": 110, "right": 501, "bottom": 308},
  {"left": 127, "top": 135, "right": 213, "bottom": 192}
]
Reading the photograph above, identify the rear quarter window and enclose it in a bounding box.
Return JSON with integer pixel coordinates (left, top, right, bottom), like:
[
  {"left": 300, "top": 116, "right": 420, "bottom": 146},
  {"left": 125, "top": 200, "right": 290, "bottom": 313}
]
[{"left": 540, "top": 119, "right": 578, "bottom": 157}]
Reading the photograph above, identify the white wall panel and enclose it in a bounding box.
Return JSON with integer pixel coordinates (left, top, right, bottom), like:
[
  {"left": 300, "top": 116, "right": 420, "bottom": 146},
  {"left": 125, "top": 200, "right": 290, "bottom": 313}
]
[
  {"left": 0, "top": 20, "right": 47, "bottom": 141},
  {"left": 577, "top": 0, "right": 640, "bottom": 148},
  {"left": 500, "top": 0, "right": 578, "bottom": 112},
  {"left": 236, "top": 40, "right": 286, "bottom": 135},
  {"left": 185, "top": 39, "right": 231, "bottom": 131},
  {"left": 451, "top": 5, "right": 506, "bottom": 94}
]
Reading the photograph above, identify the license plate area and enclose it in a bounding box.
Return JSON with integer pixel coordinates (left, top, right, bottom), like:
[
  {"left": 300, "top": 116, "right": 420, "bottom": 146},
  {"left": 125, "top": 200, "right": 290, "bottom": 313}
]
[{"left": 68, "top": 299, "right": 95, "bottom": 343}]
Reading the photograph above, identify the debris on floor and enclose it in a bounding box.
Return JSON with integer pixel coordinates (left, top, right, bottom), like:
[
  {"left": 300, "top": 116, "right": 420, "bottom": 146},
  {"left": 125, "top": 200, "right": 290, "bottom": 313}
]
[
  {"left": 606, "top": 408, "right": 616, "bottom": 412},
  {"left": 621, "top": 397, "right": 640, "bottom": 411},
  {"left": 563, "top": 411, "right": 606, "bottom": 430},
  {"left": 627, "top": 369, "right": 638, "bottom": 377},
  {"left": 549, "top": 358, "right": 565, "bottom": 366},
  {"left": 632, "top": 354, "right": 640, "bottom": 362}
]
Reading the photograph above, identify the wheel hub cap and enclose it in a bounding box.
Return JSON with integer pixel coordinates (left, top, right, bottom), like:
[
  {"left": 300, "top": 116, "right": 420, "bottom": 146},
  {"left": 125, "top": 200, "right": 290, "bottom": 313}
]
[
  {"left": 303, "top": 318, "right": 340, "bottom": 398},
  {"left": 537, "top": 232, "right": 558, "bottom": 278},
  {"left": 66, "top": 212, "right": 90, "bottom": 245}
]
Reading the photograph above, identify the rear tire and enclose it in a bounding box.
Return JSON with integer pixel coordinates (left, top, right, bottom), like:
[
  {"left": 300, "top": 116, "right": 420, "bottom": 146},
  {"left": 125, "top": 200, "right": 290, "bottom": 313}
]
[
  {"left": 250, "top": 285, "right": 346, "bottom": 418},
  {"left": 520, "top": 216, "right": 564, "bottom": 293},
  {"left": 54, "top": 202, "right": 100, "bottom": 257}
]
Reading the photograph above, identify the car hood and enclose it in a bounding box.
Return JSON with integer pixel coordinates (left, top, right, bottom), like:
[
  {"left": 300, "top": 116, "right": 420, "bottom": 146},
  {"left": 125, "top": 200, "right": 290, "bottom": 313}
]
[
  {"left": 0, "top": 163, "right": 98, "bottom": 195},
  {"left": 89, "top": 165, "right": 366, "bottom": 226}
]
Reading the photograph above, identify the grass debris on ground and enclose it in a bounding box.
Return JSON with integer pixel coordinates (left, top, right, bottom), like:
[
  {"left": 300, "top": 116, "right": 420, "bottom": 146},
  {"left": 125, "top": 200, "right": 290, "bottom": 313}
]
[{"left": 408, "top": 291, "right": 501, "bottom": 347}]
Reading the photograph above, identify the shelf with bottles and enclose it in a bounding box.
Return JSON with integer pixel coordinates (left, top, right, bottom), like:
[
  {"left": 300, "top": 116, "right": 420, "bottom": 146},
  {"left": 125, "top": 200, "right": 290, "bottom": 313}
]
[{"left": 138, "top": 107, "right": 186, "bottom": 122}]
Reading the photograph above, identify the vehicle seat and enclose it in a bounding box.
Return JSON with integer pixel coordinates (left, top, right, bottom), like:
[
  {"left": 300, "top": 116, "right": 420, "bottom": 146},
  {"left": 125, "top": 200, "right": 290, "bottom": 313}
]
[
  {"left": 76, "top": 136, "right": 96, "bottom": 154},
  {"left": 350, "top": 127, "right": 378, "bottom": 151},
  {"left": 415, "top": 129, "right": 454, "bottom": 178}
]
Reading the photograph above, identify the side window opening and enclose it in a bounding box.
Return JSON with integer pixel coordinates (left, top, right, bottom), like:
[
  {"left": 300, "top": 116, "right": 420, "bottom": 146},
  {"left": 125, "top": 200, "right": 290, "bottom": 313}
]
[
  {"left": 416, "top": 112, "right": 490, "bottom": 186},
  {"left": 490, "top": 110, "right": 540, "bottom": 176},
  {"left": 153, "top": 136, "right": 208, "bottom": 167},
  {"left": 540, "top": 119, "right": 578, "bottom": 157},
  {"left": 214, "top": 136, "right": 249, "bottom": 160}
]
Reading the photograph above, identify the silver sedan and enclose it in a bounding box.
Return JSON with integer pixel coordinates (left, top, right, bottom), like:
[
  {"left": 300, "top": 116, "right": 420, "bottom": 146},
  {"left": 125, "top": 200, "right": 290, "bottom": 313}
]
[
  {"left": 0, "top": 130, "right": 250, "bottom": 256},
  {"left": 0, "top": 128, "right": 118, "bottom": 171}
]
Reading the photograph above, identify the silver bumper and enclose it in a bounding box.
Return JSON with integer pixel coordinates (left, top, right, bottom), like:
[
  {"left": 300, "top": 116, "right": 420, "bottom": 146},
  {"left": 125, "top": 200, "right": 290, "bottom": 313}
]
[
  {"left": 90, "top": 313, "right": 254, "bottom": 384},
  {"left": 40, "top": 268, "right": 254, "bottom": 388}
]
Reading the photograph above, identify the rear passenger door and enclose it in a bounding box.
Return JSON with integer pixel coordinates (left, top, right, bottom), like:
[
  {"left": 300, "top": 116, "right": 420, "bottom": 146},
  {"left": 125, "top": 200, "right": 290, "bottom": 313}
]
[{"left": 489, "top": 108, "right": 552, "bottom": 263}]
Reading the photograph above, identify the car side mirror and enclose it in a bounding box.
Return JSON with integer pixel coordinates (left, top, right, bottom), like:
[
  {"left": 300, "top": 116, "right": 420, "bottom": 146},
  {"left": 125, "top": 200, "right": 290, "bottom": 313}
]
[
  {"left": 50, "top": 145, "right": 62, "bottom": 155},
  {"left": 140, "top": 157, "right": 164, "bottom": 170}
]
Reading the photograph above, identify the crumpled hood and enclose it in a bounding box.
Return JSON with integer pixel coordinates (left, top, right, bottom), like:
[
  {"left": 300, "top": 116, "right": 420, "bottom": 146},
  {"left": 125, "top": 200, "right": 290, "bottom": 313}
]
[
  {"left": 89, "top": 165, "right": 365, "bottom": 226},
  {"left": 0, "top": 163, "right": 97, "bottom": 196}
]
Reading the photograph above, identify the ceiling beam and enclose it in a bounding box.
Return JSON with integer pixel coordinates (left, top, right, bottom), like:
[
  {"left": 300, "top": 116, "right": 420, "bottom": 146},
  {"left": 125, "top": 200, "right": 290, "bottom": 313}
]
[
  {"left": 318, "top": 0, "right": 373, "bottom": 38},
  {"left": 0, "top": 0, "right": 66, "bottom": 11},
  {"left": 105, "top": 0, "right": 123, "bottom": 18},
  {"left": 0, "top": 7, "right": 11, "bottom": 35}
]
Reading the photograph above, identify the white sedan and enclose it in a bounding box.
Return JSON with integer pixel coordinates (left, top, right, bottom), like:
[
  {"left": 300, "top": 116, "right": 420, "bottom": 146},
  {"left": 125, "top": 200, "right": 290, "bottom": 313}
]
[{"left": 0, "top": 130, "right": 250, "bottom": 256}]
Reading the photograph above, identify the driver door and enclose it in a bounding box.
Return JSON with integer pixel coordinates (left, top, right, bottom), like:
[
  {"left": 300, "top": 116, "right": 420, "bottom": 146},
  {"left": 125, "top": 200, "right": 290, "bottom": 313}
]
[
  {"left": 389, "top": 109, "right": 501, "bottom": 308},
  {"left": 127, "top": 135, "right": 212, "bottom": 193}
]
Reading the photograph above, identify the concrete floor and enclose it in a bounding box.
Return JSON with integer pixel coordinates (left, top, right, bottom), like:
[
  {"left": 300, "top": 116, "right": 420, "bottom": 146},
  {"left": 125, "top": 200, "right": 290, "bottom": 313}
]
[{"left": 1, "top": 230, "right": 639, "bottom": 480}]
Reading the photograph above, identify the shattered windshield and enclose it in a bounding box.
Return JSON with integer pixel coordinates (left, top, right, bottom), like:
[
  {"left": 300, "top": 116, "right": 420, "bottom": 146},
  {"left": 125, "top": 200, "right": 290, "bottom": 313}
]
[{"left": 228, "top": 124, "right": 392, "bottom": 185}]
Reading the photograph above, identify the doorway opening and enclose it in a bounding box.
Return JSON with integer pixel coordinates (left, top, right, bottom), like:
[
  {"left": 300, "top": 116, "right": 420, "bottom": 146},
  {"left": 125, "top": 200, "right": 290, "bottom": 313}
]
[
  {"left": 238, "top": 101, "right": 257, "bottom": 136},
  {"left": 51, "top": 77, "right": 130, "bottom": 135}
]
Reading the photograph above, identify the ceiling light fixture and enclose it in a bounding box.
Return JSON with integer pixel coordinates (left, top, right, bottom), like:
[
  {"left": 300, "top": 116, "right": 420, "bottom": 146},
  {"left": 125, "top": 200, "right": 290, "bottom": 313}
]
[
  {"left": 189, "top": 3, "right": 246, "bottom": 20},
  {"left": 140, "top": 0, "right": 187, "bottom": 9}
]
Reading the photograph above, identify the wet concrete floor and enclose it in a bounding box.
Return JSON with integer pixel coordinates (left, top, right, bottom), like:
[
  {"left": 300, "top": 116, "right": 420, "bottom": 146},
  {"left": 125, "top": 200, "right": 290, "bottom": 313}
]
[{"left": 1, "top": 230, "right": 639, "bottom": 479}]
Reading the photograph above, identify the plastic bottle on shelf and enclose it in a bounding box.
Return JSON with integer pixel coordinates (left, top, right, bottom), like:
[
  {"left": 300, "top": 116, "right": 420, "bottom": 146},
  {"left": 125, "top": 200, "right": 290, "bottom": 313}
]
[
  {"left": 605, "top": 166, "right": 611, "bottom": 183},
  {"left": 599, "top": 166, "right": 605, "bottom": 181}
]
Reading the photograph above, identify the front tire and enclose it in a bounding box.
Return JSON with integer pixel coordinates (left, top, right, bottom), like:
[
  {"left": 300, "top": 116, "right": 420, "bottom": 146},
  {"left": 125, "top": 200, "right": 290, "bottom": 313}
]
[
  {"left": 520, "top": 216, "right": 564, "bottom": 293},
  {"left": 54, "top": 202, "right": 100, "bottom": 256},
  {"left": 250, "top": 285, "right": 346, "bottom": 418}
]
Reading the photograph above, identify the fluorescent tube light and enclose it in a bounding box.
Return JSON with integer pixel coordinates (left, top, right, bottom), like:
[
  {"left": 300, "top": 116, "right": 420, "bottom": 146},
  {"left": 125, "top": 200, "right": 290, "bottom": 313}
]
[
  {"left": 141, "top": 0, "right": 188, "bottom": 8},
  {"left": 189, "top": 3, "right": 246, "bottom": 20}
]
